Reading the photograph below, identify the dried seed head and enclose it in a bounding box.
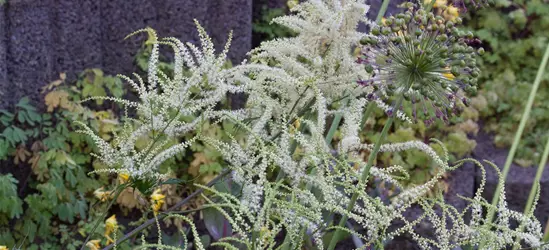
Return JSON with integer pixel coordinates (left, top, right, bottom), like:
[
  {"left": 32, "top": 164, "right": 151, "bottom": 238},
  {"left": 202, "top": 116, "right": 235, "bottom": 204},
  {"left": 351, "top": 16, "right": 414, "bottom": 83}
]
[{"left": 356, "top": 2, "right": 481, "bottom": 124}]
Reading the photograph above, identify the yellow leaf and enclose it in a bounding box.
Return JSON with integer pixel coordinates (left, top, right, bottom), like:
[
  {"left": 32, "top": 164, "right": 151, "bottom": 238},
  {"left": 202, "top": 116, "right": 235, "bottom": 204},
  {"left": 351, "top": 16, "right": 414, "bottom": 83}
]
[
  {"left": 94, "top": 187, "right": 112, "bottom": 202},
  {"left": 104, "top": 215, "right": 118, "bottom": 245},
  {"left": 150, "top": 189, "right": 165, "bottom": 214},
  {"left": 118, "top": 172, "right": 130, "bottom": 183},
  {"left": 188, "top": 152, "right": 209, "bottom": 177},
  {"left": 85, "top": 239, "right": 101, "bottom": 250},
  {"left": 93, "top": 111, "right": 111, "bottom": 120},
  {"left": 14, "top": 146, "right": 31, "bottom": 165},
  {"left": 116, "top": 188, "right": 146, "bottom": 210},
  {"left": 201, "top": 174, "right": 217, "bottom": 184},
  {"left": 44, "top": 90, "right": 71, "bottom": 112},
  {"left": 99, "top": 119, "right": 119, "bottom": 140},
  {"left": 41, "top": 72, "right": 66, "bottom": 93},
  {"left": 515, "top": 158, "right": 533, "bottom": 167}
]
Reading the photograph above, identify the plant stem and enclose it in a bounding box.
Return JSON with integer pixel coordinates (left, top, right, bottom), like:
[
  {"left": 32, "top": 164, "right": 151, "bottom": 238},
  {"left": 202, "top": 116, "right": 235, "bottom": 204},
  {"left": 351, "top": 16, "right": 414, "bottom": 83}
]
[
  {"left": 101, "top": 170, "right": 230, "bottom": 250},
  {"left": 487, "top": 43, "right": 549, "bottom": 223},
  {"left": 376, "top": 0, "right": 392, "bottom": 23},
  {"left": 524, "top": 135, "right": 549, "bottom": 216},
  {"left": 325, "top": 95, "right": 350, "bottom": 144},
  {"left": 327, "top": 95, "right": 403, "bottom": 250},
  {"left": 81, "top": 184, "right": 127, "bottom": 250},
  {"left": 512, "top": 134, "right": 549, "bottom": 249},
  {"left": 282, "top": 95, "right": 351, "bottom": 249},
  {"left": 360, "top": 103, "right": 375, "bottom": 130},
  {"left": 426, "top": 0, "right": 437, "bottom": 12}
]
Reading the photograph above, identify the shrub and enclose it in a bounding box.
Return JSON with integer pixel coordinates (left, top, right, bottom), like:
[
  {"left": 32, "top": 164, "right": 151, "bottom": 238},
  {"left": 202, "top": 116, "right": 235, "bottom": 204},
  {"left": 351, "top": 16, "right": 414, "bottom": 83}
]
[{"left": 78, "top": 1, "right": 546, "bottom": 249}]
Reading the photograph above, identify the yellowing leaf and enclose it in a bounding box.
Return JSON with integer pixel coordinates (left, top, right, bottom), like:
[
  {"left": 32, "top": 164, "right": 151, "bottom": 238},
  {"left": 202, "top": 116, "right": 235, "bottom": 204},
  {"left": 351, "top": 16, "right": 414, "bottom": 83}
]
[
  {"left": 189, "top": 152, "right": 209, "bottom": 177},
  {"left": 44, "top": 90, "right": 71, "bottom": 112},
  {"left": 41, "top": 72, "right": 66, "bottom": 93},
  {"left": 14, "top": 146, "right": 31, "bottom": 165},
  {"left": 116, "top": 188, "right": 146, "bottom": 211},
  {"left": 54, "top": 151, "right": 76, "bottom": 166}
]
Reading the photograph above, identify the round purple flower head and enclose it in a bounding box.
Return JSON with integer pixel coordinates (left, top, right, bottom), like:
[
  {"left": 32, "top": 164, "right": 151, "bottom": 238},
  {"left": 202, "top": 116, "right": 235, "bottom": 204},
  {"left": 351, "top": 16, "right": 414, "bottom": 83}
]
[{"left": 357, "top": 2, "right": 483, "bottom": 125}]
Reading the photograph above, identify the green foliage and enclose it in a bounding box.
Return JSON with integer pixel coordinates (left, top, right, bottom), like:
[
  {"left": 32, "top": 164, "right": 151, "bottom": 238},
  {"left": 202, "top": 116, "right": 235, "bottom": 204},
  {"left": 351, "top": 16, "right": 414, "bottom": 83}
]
[
  {"left": 253, "top": 6, "right": 295, "bottom": 42},
  {"left": 466, "top": 0, "right": 549, "bottom": 166},
  {"left": 0, "top": 97, "right": 43, "bottom": 148},
  {"left": 0, "top": 174, "right": 23, "bottom": 222},
  {"left": 355, "top": 104, "right": 479, "bottom": 194},
  {"left": 78, "top": 69, "right": 125, "bottom": 104},
  {"left": 0, "top": 38, "right": 243, "bottom": 248},
  {"left": 0, "top": 98, "right": 103, "bottom": 248},
  {"left": 0, "top": 69, "right": 131, "bottom": 248}
]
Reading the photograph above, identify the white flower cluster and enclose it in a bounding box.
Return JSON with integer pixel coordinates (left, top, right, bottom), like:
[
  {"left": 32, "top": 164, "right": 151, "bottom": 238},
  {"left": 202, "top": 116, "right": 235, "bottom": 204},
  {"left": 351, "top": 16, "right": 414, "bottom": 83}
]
[
  {"left": 82, "top": 0, "right": 546, "bottom": 249},
  {"left": 387, "top": 159, "right": 547, "bottom": 250},
  {"left": 79, "top": 22, "right": 247, "bottom": 180}
]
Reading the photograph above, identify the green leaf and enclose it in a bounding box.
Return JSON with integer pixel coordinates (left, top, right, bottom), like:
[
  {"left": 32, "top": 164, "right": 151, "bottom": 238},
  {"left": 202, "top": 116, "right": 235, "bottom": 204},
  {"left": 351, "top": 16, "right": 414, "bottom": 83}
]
[
  {"left": 82, "top": 84, "right": 107, "bottom": 104},
  {"left": 0, "top": 139, "right": 9, "bottom": 160},
  {"left": 17, "top": 111, "right": 26, "bottom": 124},
  {"left": 203, "top": 207, "right": 232, "bottom": 241},
  {"left": 0, "top": 174, "right": 23, "bottom": 219},
  {"left": 56, "top": 203, "right": 75, "bottom": 223},
  {"left": 133, "top": 179, "right": 156, "bottom": 196},
  {"left": 90, "top": 68, "right": 104, "bottom": 78},
  {"left": 12, "top": 126, "right": 28, "bottom": 144},
  {"left": 65, "top": 170, "right": 77, "bottom": 188},
  {"left": 16, "top": 96, "right": 36, "bottom": 111}
]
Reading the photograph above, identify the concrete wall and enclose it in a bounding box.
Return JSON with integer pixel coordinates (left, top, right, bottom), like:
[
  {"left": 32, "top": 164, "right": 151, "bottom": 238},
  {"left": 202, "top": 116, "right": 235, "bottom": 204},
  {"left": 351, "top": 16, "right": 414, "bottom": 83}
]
[
  {"left": 0, "top": 0, "right": 252, "bottom": 108},
  {"left": 0, "top": 0, "right": 408, "bottom": 108}
]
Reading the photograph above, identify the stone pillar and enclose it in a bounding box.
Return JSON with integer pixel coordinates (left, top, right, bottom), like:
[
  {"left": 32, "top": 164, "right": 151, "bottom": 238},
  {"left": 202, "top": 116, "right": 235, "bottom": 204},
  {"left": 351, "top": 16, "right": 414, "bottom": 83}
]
[
  {"left": 53, "top": 0, "right": 102, "bottom": 78},
  {"left": 207, "top": 0, "right": 252, "bottom": 64},
  {"left": 0, "top": 4, "right": 7, "bottom": 107}
]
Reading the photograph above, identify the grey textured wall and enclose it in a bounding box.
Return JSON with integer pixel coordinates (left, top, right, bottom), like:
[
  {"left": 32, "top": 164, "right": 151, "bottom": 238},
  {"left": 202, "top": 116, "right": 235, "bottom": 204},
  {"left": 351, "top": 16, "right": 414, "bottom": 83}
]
[{"left": 0, "top": 0, "right": 252, "bottom": 108}]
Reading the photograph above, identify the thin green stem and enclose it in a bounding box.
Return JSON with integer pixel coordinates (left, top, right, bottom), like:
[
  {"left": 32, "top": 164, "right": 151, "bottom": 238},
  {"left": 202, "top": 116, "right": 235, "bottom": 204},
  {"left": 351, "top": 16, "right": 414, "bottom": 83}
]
[
  {"left": 81, "top": 184, "right": 128, "bottom": 250},
  {"left": 524, "top": 135, "right": 549, "bottom": 217},
  {"left": 513, "top": 134, "right": 549, "bottom": 249},
  {"left": 325, "top": 95, "right": 350, "bottom": 144},
  {"left": 282, "top": 94, "right": 350, "bottom": 249},
  {"left": 315, "top": 102, "right": 376, "bottom": 228},
  {"left": 487, "top": 43, "right": 549, "bottom": 223},
  {"left": 101, "top": 170, "right": 230, "bottom": 250},
  {"left": 327, "top": 95, "right": 404, "bottom": 250},
  {"left": 375, "top": 0, "right": 392, "bottom": 23},
  {"left": 359, "top": 103, "right": 375, "bottom": 131},
  {"left": 426, "top": 0, "right": 437, "bottom": 12},
  {"left": 285, "top": 95, "right": 354, "bottom": 248}
]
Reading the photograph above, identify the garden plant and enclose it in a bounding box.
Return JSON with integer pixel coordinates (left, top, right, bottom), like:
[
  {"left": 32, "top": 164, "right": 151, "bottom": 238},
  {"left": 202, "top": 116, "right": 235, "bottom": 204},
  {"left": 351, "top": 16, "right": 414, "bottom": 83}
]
[{"left": 1, "top": 0, "right": 549, "bottom": 249}]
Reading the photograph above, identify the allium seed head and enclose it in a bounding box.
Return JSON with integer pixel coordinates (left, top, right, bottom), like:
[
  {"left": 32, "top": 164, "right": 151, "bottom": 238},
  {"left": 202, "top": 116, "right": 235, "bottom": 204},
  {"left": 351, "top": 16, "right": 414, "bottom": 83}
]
[{"left": 357, "top": 2, "right": 480, "bottom": 124}]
